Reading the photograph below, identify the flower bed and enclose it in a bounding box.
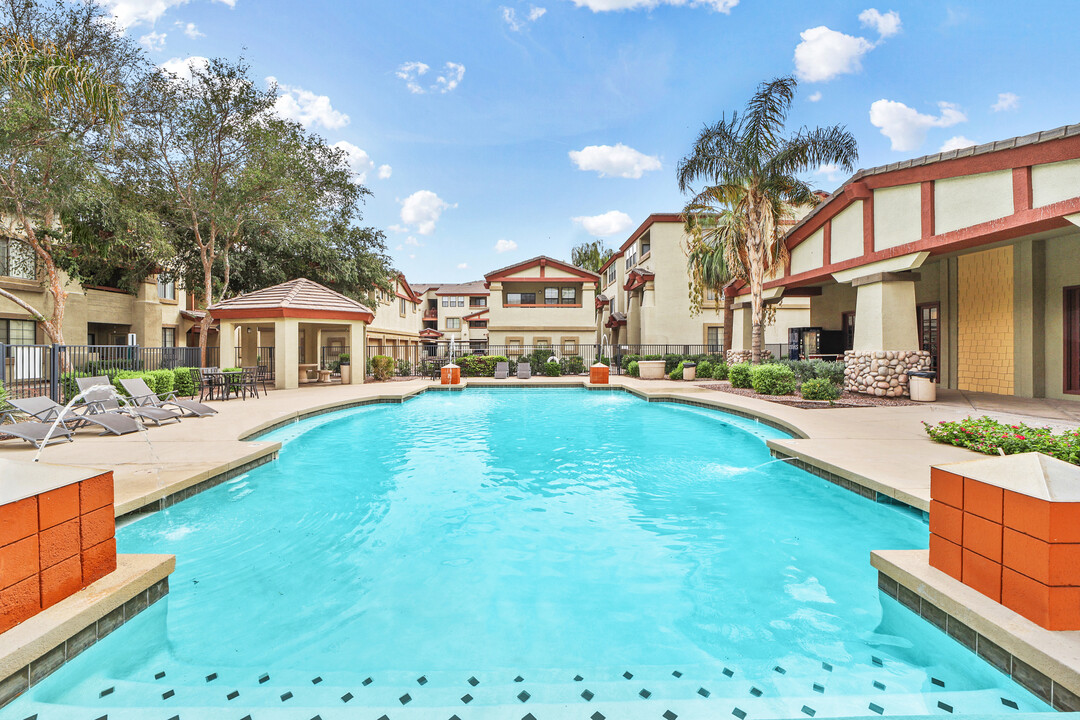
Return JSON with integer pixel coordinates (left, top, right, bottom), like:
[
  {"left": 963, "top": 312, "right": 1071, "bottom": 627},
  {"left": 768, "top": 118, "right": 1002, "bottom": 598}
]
[{"left": 923, "top": 416, "right": 1080, "bottom": 465}]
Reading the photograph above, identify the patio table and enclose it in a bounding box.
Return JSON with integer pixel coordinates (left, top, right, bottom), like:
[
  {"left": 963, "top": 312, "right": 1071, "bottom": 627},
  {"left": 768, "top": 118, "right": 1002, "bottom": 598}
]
[{"left": 202, "top": 369, "right": 242, "bottom": 401}]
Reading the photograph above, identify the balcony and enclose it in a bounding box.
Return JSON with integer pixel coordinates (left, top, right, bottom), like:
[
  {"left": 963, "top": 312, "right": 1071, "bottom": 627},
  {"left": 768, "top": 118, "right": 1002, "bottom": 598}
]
[{"left": 423, "top": 308, "right": 438, "bottom": 320}]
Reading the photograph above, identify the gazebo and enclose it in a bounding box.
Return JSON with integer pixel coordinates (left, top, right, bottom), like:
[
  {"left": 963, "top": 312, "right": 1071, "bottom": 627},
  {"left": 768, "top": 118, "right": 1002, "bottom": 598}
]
[{"left": 208, "top": 278, "right": 374, "bottom": 390}]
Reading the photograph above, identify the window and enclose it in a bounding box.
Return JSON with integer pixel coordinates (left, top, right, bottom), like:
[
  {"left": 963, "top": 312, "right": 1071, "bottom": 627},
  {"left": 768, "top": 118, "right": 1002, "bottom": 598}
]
[
  {"left": 707, "top": 326, "right": 721, "bottom": 351},
  {"left": 545, "top": 287, "right": 559, "bottom": 305},
  {"left": 469, "top": 320, "right": 487, "bottom": 328},
  {"left": 457, "top": 296, "right": 465, "bottom": 307},
  {"left": 507, "top": 292, "right": 536, "bottom": 305},
  {"left": 609, "top": 298, "right": 615, "bottom": 314},
  {"left": 625, "top": 250, "right": 637, "bottom": 269},
  {"left": 917, "top": 304, "right": 940, "bottom": 380},
  {"left": 157, "top": 276, "right": 176, "bottom": 301},
  {"left": 0, "top": 319, "right": 35, "bottom": 344},
  {"left": 640, "top": 231, "right": 651, "bottom": 256},
  {"left": 606, "top": 266, "right": 616, "bottom": 285},
  {"left": 470, "top": 296, "right": 487, "bottom": 307},
  {"left": 841, "top": 311, "right": 856, "bottom": 352},
  {"left": 446, "top": 318, "right": 461, "bottom": 330},
  {"left": 0, "top": 238, "right": 36, "bottom": 280},
  {"left": 162, "top": 327, "right": 176, "bottom": 347},
  {"left": 561, "top": 287, "right": 576, "bottom": 304},
  {"left": 706, "top": 288, "right": 717, "bottom": 301},
  {"left": 441, "top": 297, "right": 448, "bottom": 307},
  {"left": 562, "top": 337, "right": 578, "bottom": 354},
  {"left": 1067, "top": 287, "right": 1080, "bottom": 394},
  {"left": 507, "top": 338, "right": 522, "bottom": 352},
  {"left": 535, "top": 338, "right": 550, "bottom": 348},
  {"left": 400, "top": 298, "right": 406, "bottom": 317}
]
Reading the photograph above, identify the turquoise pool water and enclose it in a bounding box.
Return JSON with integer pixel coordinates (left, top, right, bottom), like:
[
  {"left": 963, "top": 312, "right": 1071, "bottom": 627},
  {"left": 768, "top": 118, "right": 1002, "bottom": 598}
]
[{"left": 6, "top": 388, "right": 1052, "bottom": 719}]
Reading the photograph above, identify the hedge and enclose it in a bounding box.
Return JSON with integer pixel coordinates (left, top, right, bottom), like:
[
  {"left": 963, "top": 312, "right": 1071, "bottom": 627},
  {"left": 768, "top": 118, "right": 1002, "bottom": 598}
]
[
  {"left": 457, "top": 354, "right": 510, "bottom": 377},
  {"left": 728, "top": 362, "right": 753, "bottom": 388},
  {"left": 668, "top": 361, "right": 685, "bottom": 380},
  {"left": 542, "top": 361, "right": 561, "bottom": 377},
  {"left": 924, "top": 416, "right": 1080, "bottom": 465},
  {"left": 627, "top": 360, "right": 640, "bottom": 377},
  {"left": 172, "top": 367, "right": 196, "bottom": 397},
  {"left": 371, "top": 355, "right": 395, "bottom": 381},
  {"left": 801, "top": 377, "right": 841, "bottom": 401},
  {"left": 750, "top": 364, "right": 796, "bottom": 395}
]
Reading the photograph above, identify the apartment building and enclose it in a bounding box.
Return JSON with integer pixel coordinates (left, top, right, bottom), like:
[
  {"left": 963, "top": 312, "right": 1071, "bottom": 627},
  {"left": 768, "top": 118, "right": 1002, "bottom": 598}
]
[
  {"left": 484, "top": 256, "right": 598, "bottom": 355},
  {"left": 366, "top": 273, "right": 422, "bottom": 351},
  {"left": 409, "top": 281, "right": 491, "bottom": 353},
  {"left": 595, "top": 214, "right": 811, "bottom": 353},
  {"left": 0, "top": 236, "right": 195, "bottom": 349}
]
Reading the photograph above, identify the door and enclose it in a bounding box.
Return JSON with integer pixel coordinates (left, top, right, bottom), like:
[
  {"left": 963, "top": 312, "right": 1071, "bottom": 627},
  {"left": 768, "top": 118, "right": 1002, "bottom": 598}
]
[
  {"left": 1066, "top": 287, "right": 1080, "bottom": 394},
  {"left": 917, "top": 303, "right": 940, "bottom": 381},
  {"left": 841, "top": 312, "right": 856, "bottom": 351}
]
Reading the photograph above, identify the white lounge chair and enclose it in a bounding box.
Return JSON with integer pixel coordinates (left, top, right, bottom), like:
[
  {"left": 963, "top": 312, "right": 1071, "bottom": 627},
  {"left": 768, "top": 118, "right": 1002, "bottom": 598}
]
[
  {"left": 494, "top": 362, "right": 510, "bottom": 379},
  {"left": 119, "top": 377, "right": 218, "bottom": 418},
  {"left": 516, "top": 362, "right": 532, "bottom": 379},
  {"left": 76, "top": 376, "right": 182, "bottom": 426},
  {"left": 5, "top": 396, "right": 142, "bottom": 436},
  {"left": 0, "top": 415, "right": 74, "bottom": 449}
]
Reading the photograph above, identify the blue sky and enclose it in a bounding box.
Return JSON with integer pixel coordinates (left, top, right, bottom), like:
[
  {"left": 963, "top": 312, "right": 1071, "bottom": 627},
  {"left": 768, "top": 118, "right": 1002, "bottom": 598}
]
[{"left": 104, "top": 0, "right": 1079, "bottom": 283}]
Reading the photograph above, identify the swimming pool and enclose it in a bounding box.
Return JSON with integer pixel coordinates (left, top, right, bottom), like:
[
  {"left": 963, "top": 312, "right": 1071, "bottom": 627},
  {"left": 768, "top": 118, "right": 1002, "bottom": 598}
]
[{"left": 6, "top": 388, "right": 1052, "bottom": 718}]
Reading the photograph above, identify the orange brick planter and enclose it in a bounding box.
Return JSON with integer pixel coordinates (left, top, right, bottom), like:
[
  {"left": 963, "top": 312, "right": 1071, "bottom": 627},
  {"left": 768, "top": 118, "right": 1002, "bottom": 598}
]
[
  {"left": 440, "top": 364, "right": 460, "bottom": 385},
  {"left": 0, "top": 464, "right": 117, "bottom": 635},
  {"left": 589, "top": 363, "right": 609, "bottom": 385},
  {"left": 929, "top": 453, "right": 1080, "bottom": 630}
]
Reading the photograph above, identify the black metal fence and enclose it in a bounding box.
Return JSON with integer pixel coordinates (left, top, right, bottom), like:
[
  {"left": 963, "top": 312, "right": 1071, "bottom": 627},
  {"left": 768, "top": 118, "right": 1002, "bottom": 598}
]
[{"left": 0, "top": 343, "right": 221, "bottom": 402}]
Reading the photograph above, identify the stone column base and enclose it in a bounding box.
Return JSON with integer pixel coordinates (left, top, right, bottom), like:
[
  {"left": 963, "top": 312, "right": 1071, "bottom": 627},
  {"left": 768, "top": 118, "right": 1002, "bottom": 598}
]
[
  {"left": 726, "top": 349, "right": 774, "bottom": 365},
  {"left": 844, "top": 350, "right": 931, "bottom": 397}
]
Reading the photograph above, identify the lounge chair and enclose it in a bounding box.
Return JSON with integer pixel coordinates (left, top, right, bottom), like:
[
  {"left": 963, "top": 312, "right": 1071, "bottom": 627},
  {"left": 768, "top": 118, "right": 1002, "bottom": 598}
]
[
  {"left": 76, "top": 376, "right": 182, "bottom": 427},
  {"left": 5, "top": 396, "right": 142, "bottom": 436},
  {"left": 0, "top": 415, "right": 74, "bottom": 448},
  {"left": 516, "top": 362, "right": 531, "bottom": 379},
  {"left": 494, "top": 361, "right": 510, "bottom": 379},
  {"left": 119, "top": 378, "right": 218, "bottom": 418}
]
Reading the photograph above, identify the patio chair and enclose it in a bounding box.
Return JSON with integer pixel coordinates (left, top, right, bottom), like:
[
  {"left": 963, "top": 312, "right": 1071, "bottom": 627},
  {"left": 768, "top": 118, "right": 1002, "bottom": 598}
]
[
  {"left": 494, "top": 362, "right": 510, "bottom": 379},
  {"left": 197, "top": 367, "right": 226, "bottom": 402},
  {"left": 0, "top": 415, "right": 74, "bottom": 449},
  {"left": 516, "top": 362, "right": 532, "bottom": 379},
  {"left": 76, "top": 376, "right": 182, "bottom": 427},
  {"left": 5, "top": 396, "right": 142, "bottom": 436},
  {"left": 119, "top": 378, "right": 218, "bottom": 418},
  {"left": 256, "top": 365, "right": 272, "bottom": 395},
  {"left": 238, "top": 367, "right": 260, "bottom": 400}
]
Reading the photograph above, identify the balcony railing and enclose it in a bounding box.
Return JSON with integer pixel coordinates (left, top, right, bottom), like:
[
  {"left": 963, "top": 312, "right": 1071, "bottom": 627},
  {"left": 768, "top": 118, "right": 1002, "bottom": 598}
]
[{"left": 423, "top": 308, "right": 438, "bottom": 319}]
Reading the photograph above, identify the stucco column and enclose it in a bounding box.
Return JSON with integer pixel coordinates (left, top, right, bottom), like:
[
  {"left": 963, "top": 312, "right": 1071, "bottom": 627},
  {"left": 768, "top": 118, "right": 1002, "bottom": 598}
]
[
  {"left": 847, "top": 272, "right": 929, "bottom": 397},
  {"left": 348, "top": 320, "right": 365, "bottom": 385},
  {"left": 218, "top": 322, "right": 237, "bottom": 367},
  {"left": 274, "top": 318, "right": 300, "bottom": 390},
  {"left": 239, "top": 323, "right": 258, "bottom": 366},
  {"left": 725, "top": 303, "right": 755, "bottom": 364}
]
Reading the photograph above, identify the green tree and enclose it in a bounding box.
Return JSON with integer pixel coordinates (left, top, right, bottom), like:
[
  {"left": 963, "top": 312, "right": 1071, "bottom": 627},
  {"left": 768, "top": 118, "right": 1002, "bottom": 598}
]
[
  {"left": 684, "top": 210, "right": 747, "bottom": 354},
  {"left": 122, "top": 57, "right": 386, "bottom": 363},
  {"left": 677, "top": 76, "right": 857, "bottom": 363},
  {"left": 571, "top": 238, "right": 614, "bottom": 273},
  {"left": 0, "top": 1, "right": 138, "bottom": 344}
]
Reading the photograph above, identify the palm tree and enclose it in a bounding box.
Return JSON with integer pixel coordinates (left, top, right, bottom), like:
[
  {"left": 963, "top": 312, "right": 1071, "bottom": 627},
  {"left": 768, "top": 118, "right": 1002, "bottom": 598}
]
[
  {"left": 571, "top": 238, "right": 614, "bottom": 274},
  {"left": 684, "top": 202, "right": 748, "bottom": 354},
  {"left": 678, "top": 76, "right": 857, "bottom": 363}
]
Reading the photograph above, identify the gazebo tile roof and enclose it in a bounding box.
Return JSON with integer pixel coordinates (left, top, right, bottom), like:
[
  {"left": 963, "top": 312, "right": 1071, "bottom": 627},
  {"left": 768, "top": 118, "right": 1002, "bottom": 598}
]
[{"left": 208, "top": 278, "right": 374, "bottom": 320}]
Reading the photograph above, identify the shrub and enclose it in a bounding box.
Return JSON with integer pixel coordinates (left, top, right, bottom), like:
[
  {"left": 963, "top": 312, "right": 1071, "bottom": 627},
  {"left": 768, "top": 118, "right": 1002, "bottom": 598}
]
[
  {"left": 338, "top": 353, "right": 351, "bottom": 365},
  {"left": 60, "top": 371, "right": 90, "bottom": 402},
  {"left": 780, "top": 359, "right": 816, "bottom": 384},
  {"left": 458, "top": 354, "right": 510, "bottom": 377},
  {"left": 172, "top": 367, "right": 196, "bottom": 397},
  {"left": 814, "top": 360, "right": 846, "bottom": 386},
  {"left": 697, "top": 360, "right": 713, "bottom": 379},
  {"left": 924, "top": 416, "right": 1080, "bottom": 465},
  {"left": 371, "top": 355, "right": 395, "bottom": 381},
  {"left": 621, "top": 354, "right": 641, "bottom": 370},
  {"left": 750, "top": 363, "right": 796, "bottom": 395},
  {"left": 668, "top": 361, "right": 685, "bottom": 380},
  {"left": 728, "top": 362, "right": 752, "bottom": 388},
  {"left": 0, "top": 379, "right": 6, "bottom": 405},
  {"left": 529, "top": 348, "right": 554, "bottom": 374},
  {"left": 562, "top": 355, "right": 585, "bottom": 375},
  {"left": 145, "top": 369, "right": 175, "bottom": 395},
  {"left": 542, "top": 361, "right": 561, "bottom": 377},
  {"left": 627, "top": 360, "right": 640, "bottom": 377},
  {"left": 801, "top": 377, "right": 841, "bottom": 401},
  {"left": 663, "top": 353, "right": 683, "bottom": 374},
  {"left": 712, "top": 361, "right": 729, "bottom": 381},
  {"left": 396, "top": 358, "right": 412, "bottom": 376},
  {"left": 111, "top": 371, "right": 156, "bottom": 397}
]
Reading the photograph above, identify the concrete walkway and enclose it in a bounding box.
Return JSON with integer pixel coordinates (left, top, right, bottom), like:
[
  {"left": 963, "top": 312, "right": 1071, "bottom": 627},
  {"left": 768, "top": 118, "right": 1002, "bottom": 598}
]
[{"left": 2, "top": 376, "right": 1076, "bottom": 517}]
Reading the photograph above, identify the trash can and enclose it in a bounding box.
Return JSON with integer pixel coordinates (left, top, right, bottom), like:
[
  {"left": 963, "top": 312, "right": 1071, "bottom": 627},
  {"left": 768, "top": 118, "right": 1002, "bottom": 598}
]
[
  {"left": 907, "top": 370, "right": 937, "bottom": 402},
  {"left": 682, "top": 361, "right": 697, "bottom": 381}
]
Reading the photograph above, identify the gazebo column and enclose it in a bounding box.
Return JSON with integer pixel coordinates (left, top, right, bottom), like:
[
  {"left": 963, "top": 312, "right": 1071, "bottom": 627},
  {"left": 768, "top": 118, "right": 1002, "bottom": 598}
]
[
  {"left": 846, "top": 272, "right": 929, "bottom": 397},
  {"left": 348, "top": 320, "right": 365, "bottom": 385},
  {"left": 239, "top": 323, "right": 258, "bottom": 366},
  {"left": 219, "top": 322, "right": 238, "bottom": 368},
  {"left": 274, "top": 317, "right": 300, "bottom": 390}
]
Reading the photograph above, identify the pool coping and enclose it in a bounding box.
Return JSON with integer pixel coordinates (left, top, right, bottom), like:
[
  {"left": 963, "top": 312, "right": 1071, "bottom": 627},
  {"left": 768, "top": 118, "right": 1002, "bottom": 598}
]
[
  {"left": 873, "top": 549, "right": 1080, "bottom": 711},
  {"left": 0, "top": 553, "right": 174, "bottom": 709}
]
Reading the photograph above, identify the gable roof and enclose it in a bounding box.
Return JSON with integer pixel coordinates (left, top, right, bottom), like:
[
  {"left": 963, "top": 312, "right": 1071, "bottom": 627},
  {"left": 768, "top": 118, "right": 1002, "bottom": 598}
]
[
  {"left": 435, "top": 280, "right": 489, "bottom": 296},
  {"left": 396, "top": 273, "right": 422, "bottom": 304},
  {"left": 484, "top": 255, "right": 599, "bottom": 284},
  {"left": 208, "top": 278, "right": 375, "bottom": 322}
]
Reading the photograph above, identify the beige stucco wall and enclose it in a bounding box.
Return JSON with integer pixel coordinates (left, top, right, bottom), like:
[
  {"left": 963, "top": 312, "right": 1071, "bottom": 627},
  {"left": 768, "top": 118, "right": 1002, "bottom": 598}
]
[
  {"left": 367, "top": 277, "right": 421, "bottom": 344},
  {"left": 790, "top": 227, "right": 824, "bottom": 276},
  {"left": 1032, "top": 158, "right": 1080, "bottom": 208},
  {"left": 873, "top": 183, "right": 922, "bottom": 251},
  {"left": 810, "top": 282, "right": 857, "bottom": 331},
  {"left": 487, "top": 278, "right": 595, "bottom": 348},
  {"left": 1042, "top": 231, "right": 1080, "bottom": 400},
  {"left": 957, "top": 246, "right": 1014, "bottom": 394},
  {"left": 830, "top": 201, "right": 864, "bottom": 263},
  {"left": 935, "top": 170, "right": 1013, "bottom": 234}
]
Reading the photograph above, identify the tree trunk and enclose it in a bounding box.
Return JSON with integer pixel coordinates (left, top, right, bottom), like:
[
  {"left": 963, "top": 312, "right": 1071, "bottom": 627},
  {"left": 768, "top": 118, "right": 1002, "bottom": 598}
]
[
  {"left": 722, "top": 284, "right": 734, "bottom": 355},
  {"left": 748, "top": 242, "right": 765, "bottom": 364},
  {"left": 198, "top": 261, "right": 214, "bottom": 367}
]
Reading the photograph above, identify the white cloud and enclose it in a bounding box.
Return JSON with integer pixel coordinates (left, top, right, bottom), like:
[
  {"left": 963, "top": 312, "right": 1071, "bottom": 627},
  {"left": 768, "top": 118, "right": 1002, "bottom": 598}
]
[
  {"left": 378, "top": 164, "right": 393, "bottom": 180},
  {"left": 494, "top": 238, "right": 518, "bottom": 253},
  {"left": 869, "top": 99, "right": 967, "bottom": 151},
  {"left": 139, "top": 31, "right": 166, "bottom": 51},
  {"left": 569, "top": 143, "right": 661, "bottom": 179},
  {"left": 992, "top": 92, "right": 1020, "bottom": 112},
  {"left": 332, "top": 141, "right": 375, "bottom": 183},
  {"left": 269, "top": 78, "right": 350, "bottom": 130},
  {"left": 794, "top": 26, "right": 874, "bottom": 83},
  {"left": 572, "top": 210, "right": 633, "bottom": 237},
  {"left": 940, "top": 135, "right": 977, "bottom": 152},
  {"left": 159, "top": 55, "right": 209, "bottom": 82},
  {"left": 176, "top": 21, "right": 204, "bottom": 38},
  {"left": 568, "top": 0, "right": 738, "bottom": 13},
  {"left": 387, "top": 224, "right": 409, "bottom": 234},
  {"left": 457, "top": 262, "right": 469, "bottom": 270},
  {"left": 396, "top": 61, "right": 465, "bottom": 94},
  {"left": 400, "top": 190, "right": 455, "bottom": 235},
  {"left": 404, "top": 236, "right": 422, "bottom": 246},
  {"left": 859, "top": 8, "right": 902, "bottom": 38},
  {"left": 409, "top": 253, "right": 416, "bottom": 260},
  {"left": 99, "top": 0, "right": 233, "bottom": 29},
  {"left": 808, "top": 91, "right": 822, "bottom": 102},
  {"left": 815, "top": 163, "right": 844, "bottom": 182},
  {"left": 502, "top": 5, "right": 546, "bottom": 30}
]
